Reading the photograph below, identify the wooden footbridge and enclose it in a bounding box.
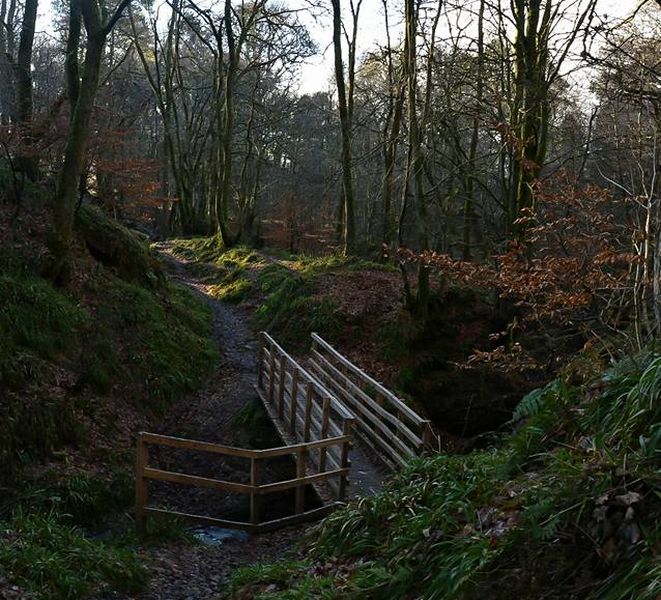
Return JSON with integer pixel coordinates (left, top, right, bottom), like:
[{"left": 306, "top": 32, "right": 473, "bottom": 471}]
[{"left": 135, "top": 332, "right": 437, "bottom": 534}]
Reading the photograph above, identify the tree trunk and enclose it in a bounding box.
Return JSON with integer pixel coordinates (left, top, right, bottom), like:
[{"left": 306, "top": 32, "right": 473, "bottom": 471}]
[
  {"left": 48, "top": 0, "right": 132, "bottom": 279},
  {"left": 332, "top": 0, "right": 357, "bottom": 255},
  {"left": 14, "top": 0, "right": 39, "bottom": 180}
]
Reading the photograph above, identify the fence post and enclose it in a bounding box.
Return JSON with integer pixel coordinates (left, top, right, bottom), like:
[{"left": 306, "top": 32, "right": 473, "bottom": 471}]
[
  {"left": 319, "top": 396, "right": 330, "bottom": 472},
  {"left": 250, "top": 457, "right": 261, "bottom": 525},
  {"left": 268, "top": 346, "right": 276, "bottom": 404},
  {"left": 295, "top": 447, "right": 307, "bottom": 514},
  {"left": 422, "top": 421, "right": 436, "bottom": 452},
  {"left": 304, "top": 382, "right": 313, "bottom": 442},
  {"left": 278, "top": 355, "right": 287, "bottom": 419},
  {"left": 338, "top": 418, "right": 353, "bottom": 501},
  {"left": 135, "top": 433, "right": 149, "bottom": 536},
  {"left": 374, "top": 391, "right": 384, "bottom": 430},
  {"left": 257, "top": 332, "right": 265, "bottom": 389},
  {"left": 290, "top": 368, "right": 299, "bottom": 434},
  {"left": 396, "top": 410, "right": 405, "bottom": 442}
]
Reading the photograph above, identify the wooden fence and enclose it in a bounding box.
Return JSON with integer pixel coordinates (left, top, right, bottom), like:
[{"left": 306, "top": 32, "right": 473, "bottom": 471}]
[
  {"left": 256, "top": 332, "right": 356, "bottom": 496},
  {"left": 309, "top": 333, "right": 437, "bottom": 469},
  {"left": 135, "top": 431, "right": 351, "bottom": 535}
]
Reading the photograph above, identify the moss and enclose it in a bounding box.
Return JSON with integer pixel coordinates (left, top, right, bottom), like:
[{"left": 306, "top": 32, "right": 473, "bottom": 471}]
[
  {"left": 252, "top": 264, "right": 343, "bottom": 350},
  {"left": 0, "top": 248, "right": 217, "bottom": 478},
  {"left": 87, "top": 275, "right": 217, "bottom": 408},
  {"left": 209, "top": 276, "right": 253, "bottom": 303},
  {"left": 76, "top": 205, "right": 164, "bottom": 287}
]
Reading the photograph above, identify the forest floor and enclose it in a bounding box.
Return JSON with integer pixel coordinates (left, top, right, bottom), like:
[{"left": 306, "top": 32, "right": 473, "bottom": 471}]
[{"left": 99, "top": 243, "right": 384, "bottom": 600}]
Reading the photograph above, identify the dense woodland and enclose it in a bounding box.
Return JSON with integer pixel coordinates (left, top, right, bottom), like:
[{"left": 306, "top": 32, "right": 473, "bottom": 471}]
[{"left": 1, "top": 0, "right": 660, "bottom": 598}]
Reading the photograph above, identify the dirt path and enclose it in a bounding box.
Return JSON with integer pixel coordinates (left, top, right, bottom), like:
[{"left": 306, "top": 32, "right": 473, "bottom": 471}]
[
  {"left": 101, "top": 244, "right": 386, "bottom": 600},
  {"left": 112, "top": 244, "right": 312, "bottom": 600}
]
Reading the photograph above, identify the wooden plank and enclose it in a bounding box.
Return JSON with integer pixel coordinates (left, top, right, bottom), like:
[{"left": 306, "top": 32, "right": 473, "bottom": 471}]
[
  {"left": 250, "top": 457, "right": 262, "bottom": 524},
  {"left": 310, "top": 352, "right": 423, "bottom": 447},
  {"left": 253, "top": 503, "right": 341, "bottom": 533},
  {"left": 135, "top": 436, "right": 149, "bottom": 536},
  {"left": 257, "top": 467, "right": 350, "bottom": 494},
  {"left": 311, "top": 333, "right": 426, "bottom": 425},
  {"left": 143, "top": 467, "right": 256, "bottom": 494},
  {"left": 140, "top": 432, "right": 257, "bottom": 458},
  {"left": 144, "top": 507, "right": 256, "bottom": 533}
]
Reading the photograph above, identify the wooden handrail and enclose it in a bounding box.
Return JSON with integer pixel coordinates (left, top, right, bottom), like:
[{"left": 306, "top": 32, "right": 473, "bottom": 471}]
[
  {"left": 309, "top": 333, "right": 438, "bottom": 468},
  {"left": 139, "top": 431, "right": 351, "bottom": 458},
  {"left": 260, "top": 332, "right": 355, "bottom": 421},
  {"left": 311, "top": 332, "right": 426, "bottom": 426},
  {"left": 135, "top": 429, "right": 353, "bottom": 535},
  {"left": 137, "top": 332, "right": 359, "bottom": 536}
]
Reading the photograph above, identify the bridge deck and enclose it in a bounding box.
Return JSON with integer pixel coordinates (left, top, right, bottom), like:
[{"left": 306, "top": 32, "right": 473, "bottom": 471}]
[{"left": 135, "top": 332, "right": 433, "bottom": 535}]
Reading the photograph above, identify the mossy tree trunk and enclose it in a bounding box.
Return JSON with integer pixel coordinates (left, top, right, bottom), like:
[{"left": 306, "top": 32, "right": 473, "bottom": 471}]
[{"left": 49, "top": 0, "right": 132, "bottom": 280}]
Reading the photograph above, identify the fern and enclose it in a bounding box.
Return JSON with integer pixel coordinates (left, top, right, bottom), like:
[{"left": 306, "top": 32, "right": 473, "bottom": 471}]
[{"left": 512, "top": 380, "right": 563, "bottom": 422}]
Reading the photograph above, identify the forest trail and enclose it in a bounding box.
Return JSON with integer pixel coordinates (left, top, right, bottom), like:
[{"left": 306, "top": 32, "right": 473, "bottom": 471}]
[{"left": 112, "top": 243, "right": 384, "bottom": 600}]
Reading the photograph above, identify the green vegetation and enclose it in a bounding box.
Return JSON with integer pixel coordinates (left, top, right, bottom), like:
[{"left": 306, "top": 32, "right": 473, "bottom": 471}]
[
  {"left": 252, "top": 263, "right": 342, "bottom": 349},
  {"left": 0, "top": 513, "right": 146, "bottom": 599},
  {"left": 229, "top": 351, "right": 661, "bottom": 599},
  {"left": 76, "top": 205, "right": 163, "bottom": 287},
  {"left": 252, "top": 254, "right": 392, "bottom": 348},
  {"left": 168, "top": 238, "right": 394, "bottom": 349},
  {"left": 0, "top": 217, "right": 217, "bottom": 597},
  {"left": 0, "top": 254, "right": 217, "bottom": 478}
]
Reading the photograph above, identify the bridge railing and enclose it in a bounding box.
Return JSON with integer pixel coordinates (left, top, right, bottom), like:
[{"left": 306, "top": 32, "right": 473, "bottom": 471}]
[
  {"left": 257, "top": 332, "right": 356, "bottom": 496},
  {"left": 309, "top": 333, "right": 437, "bottom": 469},
  {"left": 135, "top": 431, "right": 351, "bottom": 535}
]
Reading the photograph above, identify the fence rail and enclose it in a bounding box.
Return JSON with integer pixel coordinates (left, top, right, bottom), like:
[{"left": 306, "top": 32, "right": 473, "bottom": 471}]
[
  {"left": 135, "top": 431, "right": 351, "bottom": 535},
  {"left": 256, "top": 332, "right": 356, "bottom": 496},
  {"left": 309, "top": 333, "right": 437, "bottom": 469},
  {"left": 136, "top": 330, "right": 436, "bottom": 535}
]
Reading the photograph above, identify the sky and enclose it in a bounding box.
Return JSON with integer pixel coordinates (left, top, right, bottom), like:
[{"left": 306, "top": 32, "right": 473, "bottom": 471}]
[
  {"left": 35, "top": 0, "right": 644, "bottom": 96},
  {"left": 291, "top": 0, "right": 643, "bottom": 95}
]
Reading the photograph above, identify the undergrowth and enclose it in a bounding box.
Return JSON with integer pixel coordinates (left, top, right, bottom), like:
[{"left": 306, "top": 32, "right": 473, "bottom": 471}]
[
  {"left": 0, "top": 513, "right": 146, "bottom": 599},
  {"left": 228, "top": 350, "right": 661, "bottom": 599},
  {"left": 0, "top": 255, "right": 217, "bottom": 479},
  {"left": 168, "top": 237, "right": 392, "bottom": 349},
  {"left": 0, "top": 214, "right": 216, "bottom": 598}
]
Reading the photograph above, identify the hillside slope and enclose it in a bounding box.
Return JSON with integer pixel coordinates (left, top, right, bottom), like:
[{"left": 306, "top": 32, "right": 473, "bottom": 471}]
[
  {"left": 0, "top": 203, "right": 218, "bottom": 598},
  {"left": 228, "top": 352, "right": 660, "bottom": 599}
]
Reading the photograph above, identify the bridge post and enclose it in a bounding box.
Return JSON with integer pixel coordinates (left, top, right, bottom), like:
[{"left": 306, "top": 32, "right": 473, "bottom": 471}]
[
  {"left": 250, "top": 457, "right": 262, "bottom": 525},
  {"left": 135, "top": 433, "right": 149, "bottom": 536},
  {"left": 268, "top": 346, "right": 276, "bottom": 404},
  {"left": 295, "top": 447, "right": 307, "bottom": 514},
  {"left": 278, "top": 355, "right": 287, "bottom": 419},
  {"left": 257, "top": 332, "right": 264, "bottom": 389},
  {"left": 319, "top": 396, "right": 330, "bottom": 472},
  {"left": 338, "top": 418, "right": 354, "bottom": 501},
  {"left": 304, "top": 382, "right": 313, "bottom": 442},
  {"left": 422, "top": 421, "right": 436, "bottom": 451},
  {"left": 290, "top": 368, "right": 299, "bottom": 434}
]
